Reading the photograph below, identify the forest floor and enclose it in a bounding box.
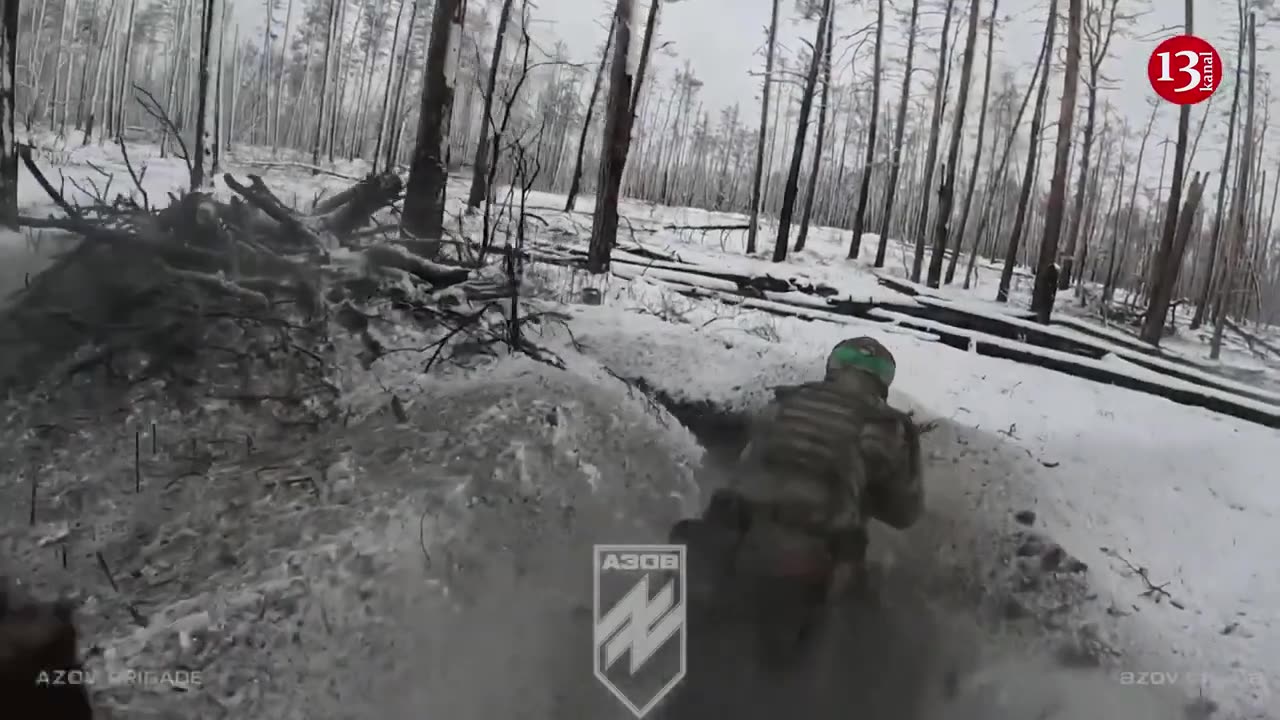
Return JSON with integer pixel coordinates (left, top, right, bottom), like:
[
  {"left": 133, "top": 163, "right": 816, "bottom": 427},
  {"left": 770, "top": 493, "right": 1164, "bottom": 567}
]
[{"left": 1, "top": 131, "right": 1277, "bottom": 720}]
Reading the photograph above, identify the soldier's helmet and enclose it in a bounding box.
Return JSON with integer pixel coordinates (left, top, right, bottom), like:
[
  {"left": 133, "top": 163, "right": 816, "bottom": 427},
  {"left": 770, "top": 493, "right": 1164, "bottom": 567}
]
[{"left": 825, "top": 336, "right": 896, "bottom": 390}]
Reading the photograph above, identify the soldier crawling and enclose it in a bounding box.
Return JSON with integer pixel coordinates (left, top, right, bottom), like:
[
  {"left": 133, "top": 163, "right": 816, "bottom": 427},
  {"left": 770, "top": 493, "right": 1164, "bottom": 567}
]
[{"left": 689, "top": 336, "right": 923, "bottom": 603}]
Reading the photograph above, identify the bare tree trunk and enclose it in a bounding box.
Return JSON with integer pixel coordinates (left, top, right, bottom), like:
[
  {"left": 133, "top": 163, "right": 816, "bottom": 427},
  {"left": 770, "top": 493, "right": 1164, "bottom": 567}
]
[
  {"left": 1060, "top": 0, "right": 1121, "bottom": 288},
  {"left": 1191, "top": 6, "right": 1245, "bottom": 328},
  {"left": 746, "top": 0, "right": 781, "bottom": 255},
  {"left": 910, "top": 0, "right": 955, "bottom": 281},
  {"left": 565, "top": 20, "right": 613, "bottom": 212},
  {"left": 796, "top": 3, "right": 834, "bottom": 253},
  {"left": 272, "top": 0, "right": 294, "bottom": 152},
  {"left": 1029, "top": 0, "right": 1082, "bottom": 320},
  {"left": 772, "top": 0, "right": 831, "bottom": 262},
  {"left": 1139, "top": 0, "right": 1195, "bottom": 342},
  {"left": 312, "top": 0, "right": 340, "bottom": 165},
  {"left": 385, "top": 0, "right": 420, "bottom": 168},
  {"left": 947, "top": 0, "right": 997, "bottom": 283},
  {"left": 0, "top": 0, "right": 14, "bottom": 227},
  {"left": 927, "top": 0, "right": 980, "bottom": 286},
  {"left": 965, "top": 17, "right": 1048, "bottom": 289},
  {"left": 996, "top": 0, "right": 1057, "bottom": 302},
  {"left": 466, "top": 0, "right": 516, "bottom": 209},
  {"left": 848, "top": 0, "right": 885, "bottom": 260},
  {"left": 874, "top": 0, "right": 922, "bottom": 267},
  {"left": 192, "top": 0, "right": 222, "bottom": 190},
  {"left": 586, "top": 0, "right": 635, "bottom": 273},
  {"left": 372, "top": 0, "right": 408, "bottom": 171},
  {"left": 1211, "top": 10, "right": 1256, "bottom": 358},
  {"left": 402, "top": 0, "right": 468, "bottom": 252}
]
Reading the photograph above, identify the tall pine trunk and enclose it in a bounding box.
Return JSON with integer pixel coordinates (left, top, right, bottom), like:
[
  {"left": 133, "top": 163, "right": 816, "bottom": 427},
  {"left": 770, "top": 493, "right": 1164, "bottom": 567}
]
[
  {"left": 795, "top": 2, "right": 834, "bottom": 253},
  {"left": 746, "top": 0, "right": 781, "bottom": 255},
  {"left": 947, "top": 0, "right": 997, "bottom": 283},
  {"left": 466, "top": 0, "right": 516, "bottom": 209},
  {"left": 996, "top": 0, "right": 1057, "bottom": 302},
  {"left": 0, "top": 0, "right": 15, "bottom": 227},
  {"left": 1191, "top": 6, "right": 1245, "bottom": 329},
  {"left": 1138, "top": 0, "right": 1194, "bottom": 341},
  {"left": 1211, "top": 11, "right": 1256, "bottom": 357},
  {"left": 874, "top": 0, "right": 921, "bottom": 267},
  {"left": 927, "top": 0, "right": 980, "bottom": 287},
  {"left": 910, "top": 0, "right": 955, "bottom": 281},
  {"left": 848, "top": 0, "right": 884, "bottom": 260},
  {"left": 1029, "top": 0, "right": 1083, "bottom": 321},
  {"left": 586, "top": 0, "right": 635, "bottom": 273},
  {"left": 771, "top": 0, "right": 831, "bottom": 262},
  {"left": 565, "top": 18, "right": 613, "bottom": 212},
  {"left": 402, "top": 0, "right": 468, "bottom": 252}
]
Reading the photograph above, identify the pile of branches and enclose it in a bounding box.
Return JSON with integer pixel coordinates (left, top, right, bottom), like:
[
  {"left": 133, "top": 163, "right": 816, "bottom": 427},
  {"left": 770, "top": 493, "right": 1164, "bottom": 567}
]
[{"left": 0, "top": 147, "right": 495, "bottom": 426}]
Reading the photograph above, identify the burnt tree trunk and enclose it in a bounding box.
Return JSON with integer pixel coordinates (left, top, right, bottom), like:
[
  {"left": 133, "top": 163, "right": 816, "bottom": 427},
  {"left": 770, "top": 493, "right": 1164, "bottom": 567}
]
[
  {"left": 565, "top": 19, "right": 613, "bottom": 212},
  {"left": 910, "top": 0, "right": 955, "bottom": 281},
  {"left": 946, "top": 0, "right": 998, "bottom": 284},
  {"left": 747, "top": 0, "right": 782, "bottom": 255},
  {"left": 1029, "top": 0, "right": 1082, "bottom": 321},
  {"left": 1139, "top": 0, "right": 1194, "bottom": 344},
  {"left": 848, "top": 0, "right": 885, "bottom": 260},
  {"left": 402, "top": 0, "right": 468, "bottom": 254},
  {"left": 927, "top": 0, "right": 980, "bottom": 287},
  {"left": 466, "top": 0, "right": 515, "bottom": 210},
  {"left": 874, "top": 0, "right": 922, "bottom": 267},
  {"left": 0, "top": 0, "right": 16, "bottom": 227},
  {"left": 1191, "top": 4, "right": 1244, "bottom": 329},
  {"left": 1211, "top": 11, "right": 1256, "bottom": 358},
  {"left": 796, "top": 3, "right": 834, "bottom": 253},
  {"left": 772, "top": 0, "right": 831, "bottom": 262},
  {"left": 587, "top": 0, "right": 635, "bottom": 273},
  {"left": 996, "top": 0, "right": 1057, "bottom": 302}
]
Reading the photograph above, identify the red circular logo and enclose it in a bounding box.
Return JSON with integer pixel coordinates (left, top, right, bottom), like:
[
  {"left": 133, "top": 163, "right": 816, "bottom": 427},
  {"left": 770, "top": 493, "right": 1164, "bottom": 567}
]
[{"left": 1148, "top": 35, "right": 1222, "bottom": 105}]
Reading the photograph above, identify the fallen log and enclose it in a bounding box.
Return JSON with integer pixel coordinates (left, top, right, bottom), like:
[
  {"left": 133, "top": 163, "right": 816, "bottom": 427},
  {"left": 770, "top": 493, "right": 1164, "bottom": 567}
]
[{"left": 1226, "top": 318, "right": 1280, "bottom": 359}]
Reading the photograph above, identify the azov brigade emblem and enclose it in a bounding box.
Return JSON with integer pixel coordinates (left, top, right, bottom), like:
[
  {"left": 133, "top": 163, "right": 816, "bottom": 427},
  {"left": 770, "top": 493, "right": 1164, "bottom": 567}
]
[{"left": 592, "top": 544, "right": 687, "bottom": 718}]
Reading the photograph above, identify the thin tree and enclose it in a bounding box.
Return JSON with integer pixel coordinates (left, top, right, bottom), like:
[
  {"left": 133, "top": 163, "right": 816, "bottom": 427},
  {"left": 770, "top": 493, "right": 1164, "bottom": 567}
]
[
  {"left": 773, "top": 0, "right": 832, "bottom": 262},
  {"left": 402, "top": 0, "right": 468, "bottom": 254},
  {"left": 796, "top": 0, "right": 835, "bottom": 253},
  {"left": 926, "top": 0, "right": 980, "bottom": 286},
  {"left": 945, "top": 0, "right": 997, "bottom": 283},
  {"left": 1211, "top": 11, "right": 1256, "bottom": 358},
  {"left": 747, "top": 0, "right": 782, "bottom": 255},
  {"left": 1105, "top": 100, "right": 1159, "bottom": 304},
  {"left": 586, "top": 0, "right": 635, "bottom": 273},
  {"left": 1138, "top": 0, "right": 1194, "bottom": 343},
  {"left": 1059, "top": 0, "right": 1122, "bottom": 288},
  {"left": 874, "top": 0, "right": 922, "bottom": 267},
  {"left": 566, "top": 18, "right": 614, "bottom": 212},
  {"left": 996, "top": 0, "right": 1057, "bottom": 302},
  {"left": 848, "top": 0, "right": 885, "bottom": 260},
  {"left": 312, "top": 0, "right": 340, "bottom": 165},
  {"left": 1191, "top": 1, "right": 1246, "bottom": 329},
  {"left": 466, "top": 0, "right": 516, "bottom": 209},
  {"left": 910, "top": 0, "right": 956, "bottom": 281}
]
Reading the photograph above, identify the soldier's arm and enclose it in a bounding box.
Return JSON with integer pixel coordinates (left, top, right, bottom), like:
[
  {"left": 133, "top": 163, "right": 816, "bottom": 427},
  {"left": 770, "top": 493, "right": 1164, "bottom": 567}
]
[
  {"left": 736, "top": 399, "right": 782, "bottom": 467},
  {"left": 736, "top": 385, "right": 798, "bottom": 466},
  {"left": 860, "top": 412, "right": 923, "bottom": 529}
]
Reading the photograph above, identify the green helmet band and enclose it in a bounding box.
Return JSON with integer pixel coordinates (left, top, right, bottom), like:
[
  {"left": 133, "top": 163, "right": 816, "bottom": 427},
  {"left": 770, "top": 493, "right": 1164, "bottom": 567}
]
[{"left": 830, "top": 346, "right": 895, "bottom": 386}]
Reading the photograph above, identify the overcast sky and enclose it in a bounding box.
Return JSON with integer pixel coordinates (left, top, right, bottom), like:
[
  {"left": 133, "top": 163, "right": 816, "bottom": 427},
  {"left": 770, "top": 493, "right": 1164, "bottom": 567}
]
[{"left": 230, "top": 0, "right": 1280, "bottom": 187}]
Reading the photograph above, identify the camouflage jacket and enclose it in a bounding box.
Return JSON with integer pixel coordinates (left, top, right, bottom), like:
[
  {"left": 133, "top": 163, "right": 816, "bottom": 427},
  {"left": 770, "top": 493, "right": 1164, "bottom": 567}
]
[{"left": 736, "top": 372, "right": 923, "bottom": 532}]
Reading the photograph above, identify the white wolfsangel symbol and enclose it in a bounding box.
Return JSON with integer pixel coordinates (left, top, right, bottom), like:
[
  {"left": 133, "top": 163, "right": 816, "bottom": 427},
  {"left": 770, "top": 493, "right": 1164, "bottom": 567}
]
[{"left": 593, "top": 544, "right": 688, "bottom": 718}]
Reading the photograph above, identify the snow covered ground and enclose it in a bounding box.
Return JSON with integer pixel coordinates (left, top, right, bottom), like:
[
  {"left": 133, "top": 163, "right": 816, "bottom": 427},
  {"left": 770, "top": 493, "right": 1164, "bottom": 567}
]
[{"left": 3, "top": 134, "right": 1278, "bottom": 719}]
